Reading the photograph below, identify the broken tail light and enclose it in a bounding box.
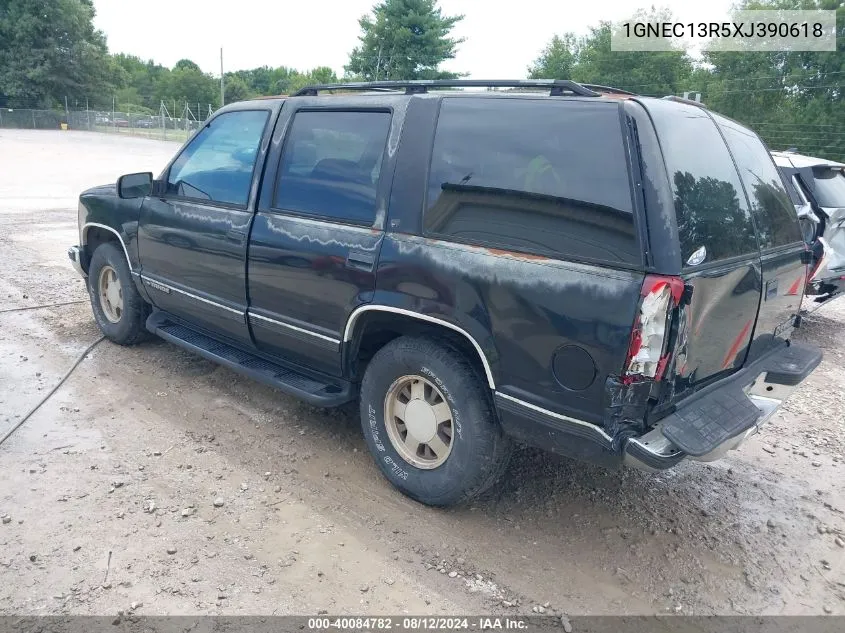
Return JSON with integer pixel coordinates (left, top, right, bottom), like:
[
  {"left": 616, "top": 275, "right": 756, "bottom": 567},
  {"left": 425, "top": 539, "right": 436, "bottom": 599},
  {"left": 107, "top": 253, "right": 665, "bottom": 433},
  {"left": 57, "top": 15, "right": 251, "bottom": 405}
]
[{"left": 623, "top": 275, "right": 685, "bottom": 383}]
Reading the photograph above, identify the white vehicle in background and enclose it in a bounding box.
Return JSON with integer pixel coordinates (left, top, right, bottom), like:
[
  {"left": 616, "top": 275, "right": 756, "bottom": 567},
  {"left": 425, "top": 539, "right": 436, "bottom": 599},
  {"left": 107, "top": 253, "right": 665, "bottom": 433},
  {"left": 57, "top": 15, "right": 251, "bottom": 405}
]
[{"left": 773, "top": 150, "right": 845, "bottom": 303}]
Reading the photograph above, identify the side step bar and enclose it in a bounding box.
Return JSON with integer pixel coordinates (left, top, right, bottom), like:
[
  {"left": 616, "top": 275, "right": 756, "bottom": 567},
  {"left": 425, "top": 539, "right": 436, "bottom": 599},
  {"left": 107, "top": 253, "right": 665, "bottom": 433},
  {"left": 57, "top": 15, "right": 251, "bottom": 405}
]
[{"left": 146, "top": 311, "right": 356, "bottom": 407}]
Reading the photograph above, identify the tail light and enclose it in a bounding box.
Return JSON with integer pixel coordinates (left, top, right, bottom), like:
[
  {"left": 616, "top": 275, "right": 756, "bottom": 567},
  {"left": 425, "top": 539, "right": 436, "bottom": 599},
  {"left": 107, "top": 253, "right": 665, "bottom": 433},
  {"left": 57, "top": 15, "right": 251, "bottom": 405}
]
[{"left": 623, "top": 275, "right": 685, "bottom": 383}]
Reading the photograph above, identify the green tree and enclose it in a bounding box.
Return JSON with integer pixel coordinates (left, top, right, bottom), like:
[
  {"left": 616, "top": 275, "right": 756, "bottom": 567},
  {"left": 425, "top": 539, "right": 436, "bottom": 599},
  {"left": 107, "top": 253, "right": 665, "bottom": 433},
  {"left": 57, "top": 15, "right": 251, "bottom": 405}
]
[
  {"left": 166, "top": 60, "right": 217, "bottom": 107},
  {"left": 173, "top": 59, "right": 201, "bottom": 73},
  {"left": 700, "top": 0, "right": 845, "bottom": 160},
  {"left": 223, "top": 75, "right": 252, "bottom": 103},
  {"left": 528, "top": 34, "right": 579, "bottom": 79},
  {"left": 0, "top": 0, "right": 116, "bottom": 107},
  {"left": 530, "top": 9, "right": 692, "bottom": 95},
  {"left": 346, "top": 0, "right": 464, "bottom": 80}
]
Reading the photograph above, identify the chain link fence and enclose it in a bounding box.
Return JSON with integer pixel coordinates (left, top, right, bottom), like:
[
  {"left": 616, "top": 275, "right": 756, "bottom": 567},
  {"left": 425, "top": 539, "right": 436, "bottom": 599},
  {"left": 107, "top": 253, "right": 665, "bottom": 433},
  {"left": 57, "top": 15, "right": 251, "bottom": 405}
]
[{"left": 0, "top": 105, "right": 213, "bottom": 143}]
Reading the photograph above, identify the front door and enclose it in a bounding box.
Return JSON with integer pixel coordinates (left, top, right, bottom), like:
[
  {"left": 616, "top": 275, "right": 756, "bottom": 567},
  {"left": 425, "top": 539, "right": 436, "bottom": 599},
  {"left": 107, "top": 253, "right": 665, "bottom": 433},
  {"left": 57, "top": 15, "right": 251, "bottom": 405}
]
[
  {"left": 248, "top": 104, "right": 396, "bottom": 376},
  {"left": 138, "top": 108, "right": 272, "bottom": 345}
]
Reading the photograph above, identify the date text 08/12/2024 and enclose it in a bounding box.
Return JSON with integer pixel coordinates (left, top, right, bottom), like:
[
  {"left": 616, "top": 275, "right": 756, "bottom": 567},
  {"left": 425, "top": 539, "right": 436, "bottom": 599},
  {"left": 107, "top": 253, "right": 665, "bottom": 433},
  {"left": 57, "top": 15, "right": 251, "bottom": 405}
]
[{"left": 307, "top": 617, "right": 533, "bottom": 630}]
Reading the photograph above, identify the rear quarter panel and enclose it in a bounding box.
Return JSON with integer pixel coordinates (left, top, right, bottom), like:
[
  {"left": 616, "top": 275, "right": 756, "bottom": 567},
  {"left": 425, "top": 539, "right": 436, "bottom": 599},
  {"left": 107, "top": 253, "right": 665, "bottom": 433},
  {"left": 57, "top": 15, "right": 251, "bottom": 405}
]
[{"left": 375, "top": 234, "right": 644, "bottom": 425}]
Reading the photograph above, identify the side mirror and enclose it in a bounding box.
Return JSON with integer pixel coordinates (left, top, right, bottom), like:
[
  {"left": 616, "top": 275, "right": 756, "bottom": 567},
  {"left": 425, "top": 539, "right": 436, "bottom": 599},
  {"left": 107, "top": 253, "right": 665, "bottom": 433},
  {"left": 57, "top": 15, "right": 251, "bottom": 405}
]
[{"left": 117, "top": 172, "right": 152, "bottom": 199}]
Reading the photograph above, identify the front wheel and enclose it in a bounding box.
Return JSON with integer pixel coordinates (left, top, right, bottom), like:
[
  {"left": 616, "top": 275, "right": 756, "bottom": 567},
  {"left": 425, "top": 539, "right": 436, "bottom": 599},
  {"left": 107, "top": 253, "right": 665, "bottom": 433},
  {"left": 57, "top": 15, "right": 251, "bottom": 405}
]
[
  {"left": 87, "top": 242, "right": 150, "bottom": 345},
  {"left": 359, "top": 336, "right": 512, "bottom": 506}
]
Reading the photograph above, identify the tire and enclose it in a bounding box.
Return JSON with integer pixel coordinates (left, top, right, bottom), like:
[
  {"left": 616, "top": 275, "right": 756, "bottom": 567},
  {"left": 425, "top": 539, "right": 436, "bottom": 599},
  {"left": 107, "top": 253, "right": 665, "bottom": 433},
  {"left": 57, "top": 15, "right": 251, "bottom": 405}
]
[
  {"left": 359, "top": 335, "right": 512, "bottom": 506},
  {"left": 87, "top": 242, "right": 150, "bottom": 345}
]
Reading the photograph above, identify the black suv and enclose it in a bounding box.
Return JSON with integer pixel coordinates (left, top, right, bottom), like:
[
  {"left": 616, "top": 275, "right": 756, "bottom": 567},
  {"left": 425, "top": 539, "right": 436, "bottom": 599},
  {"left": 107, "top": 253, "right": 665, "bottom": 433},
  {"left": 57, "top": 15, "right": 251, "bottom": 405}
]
[{"left": 69, "top": 80, "right": 822, "bottom": 506}]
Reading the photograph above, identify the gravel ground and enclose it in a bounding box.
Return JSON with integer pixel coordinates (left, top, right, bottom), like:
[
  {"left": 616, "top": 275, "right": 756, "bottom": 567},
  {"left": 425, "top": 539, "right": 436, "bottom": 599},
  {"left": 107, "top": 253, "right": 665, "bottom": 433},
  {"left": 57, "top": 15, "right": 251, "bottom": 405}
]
[{"left": 0, "top": 129, "right": 843, "bottom": 616}]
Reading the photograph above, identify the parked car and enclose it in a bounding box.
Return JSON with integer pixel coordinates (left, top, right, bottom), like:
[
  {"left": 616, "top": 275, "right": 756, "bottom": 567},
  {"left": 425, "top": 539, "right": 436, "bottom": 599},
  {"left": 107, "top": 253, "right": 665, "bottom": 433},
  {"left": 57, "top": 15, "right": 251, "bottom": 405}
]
[
  {"left": 68, "top": 80, "right": 821, "bottom": 506},
  {"left": 773, "top": 150, "right": 845, "bottom": 302}
]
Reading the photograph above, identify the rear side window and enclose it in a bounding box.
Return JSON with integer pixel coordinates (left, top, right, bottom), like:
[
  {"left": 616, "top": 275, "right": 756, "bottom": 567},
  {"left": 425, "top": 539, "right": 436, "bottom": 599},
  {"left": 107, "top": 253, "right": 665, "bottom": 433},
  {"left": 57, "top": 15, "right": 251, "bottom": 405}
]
[
  {"left": 274, "top": 110, "right": 391, "bottom": 224},
  {"left": 714, "top": 115, "right": 802, "bottom": 249},
  {"left": 424, "top": 98, "right": 638, "bottom": 265},
  {"left": 812, "top": 168, "right": 845, "bottom": 207},
  {"left": 649, "top": 101, "right": 757, "bottom": 266}
]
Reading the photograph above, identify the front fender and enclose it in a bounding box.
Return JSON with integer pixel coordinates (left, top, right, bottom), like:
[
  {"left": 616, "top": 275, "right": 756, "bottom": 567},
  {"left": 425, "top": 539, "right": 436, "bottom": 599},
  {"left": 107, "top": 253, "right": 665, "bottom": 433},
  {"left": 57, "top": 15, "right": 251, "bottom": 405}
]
[{"left": 79, "top": 184, "right": 144, "bottom": 272}]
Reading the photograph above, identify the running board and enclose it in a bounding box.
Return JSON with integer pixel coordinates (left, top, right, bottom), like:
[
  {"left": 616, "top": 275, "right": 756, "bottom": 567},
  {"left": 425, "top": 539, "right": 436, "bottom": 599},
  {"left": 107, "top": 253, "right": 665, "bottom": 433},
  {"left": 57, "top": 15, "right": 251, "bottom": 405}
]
[{"left": 146, "top": 311, "right": 355, "bottom": 407}]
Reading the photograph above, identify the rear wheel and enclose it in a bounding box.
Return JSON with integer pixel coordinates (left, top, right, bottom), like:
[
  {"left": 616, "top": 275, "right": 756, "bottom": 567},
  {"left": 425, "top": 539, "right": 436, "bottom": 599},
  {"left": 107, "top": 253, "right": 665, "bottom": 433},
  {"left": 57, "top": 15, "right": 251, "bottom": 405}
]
[
  {"left": 359, "top": 336, "right": 512, "bottom": 506},
  {"left": 87, "top": 242, "right": 150, "bottom": 345}
]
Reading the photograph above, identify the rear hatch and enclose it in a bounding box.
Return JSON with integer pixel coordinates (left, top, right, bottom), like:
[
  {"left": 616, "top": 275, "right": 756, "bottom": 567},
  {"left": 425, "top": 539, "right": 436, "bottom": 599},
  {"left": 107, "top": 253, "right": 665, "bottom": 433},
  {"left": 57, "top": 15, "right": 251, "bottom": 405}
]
[
  {"left": 643, "top": 100, "right": 805, "bottom": 408},
  {"left": 712, "top": 114, "right": 806, "bottom": 364}
]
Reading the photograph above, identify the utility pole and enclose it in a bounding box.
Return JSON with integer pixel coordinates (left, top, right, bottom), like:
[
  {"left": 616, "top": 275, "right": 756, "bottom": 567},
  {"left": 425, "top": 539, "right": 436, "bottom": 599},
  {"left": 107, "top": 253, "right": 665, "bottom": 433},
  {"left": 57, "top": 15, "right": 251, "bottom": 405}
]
[{"left": 220, "top": 47, "right": 225, "bottom": 108}]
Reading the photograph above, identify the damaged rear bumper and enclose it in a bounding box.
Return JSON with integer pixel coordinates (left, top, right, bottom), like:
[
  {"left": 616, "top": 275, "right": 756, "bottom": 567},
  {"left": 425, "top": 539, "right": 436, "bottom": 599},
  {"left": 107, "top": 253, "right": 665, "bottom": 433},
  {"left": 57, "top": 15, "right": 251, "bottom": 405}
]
[
  {"left": 624, "top": 342, "right": 822, "bottom": 472},
  {"left": 494, "top": 342, "right": 821, "bottom": 473}
]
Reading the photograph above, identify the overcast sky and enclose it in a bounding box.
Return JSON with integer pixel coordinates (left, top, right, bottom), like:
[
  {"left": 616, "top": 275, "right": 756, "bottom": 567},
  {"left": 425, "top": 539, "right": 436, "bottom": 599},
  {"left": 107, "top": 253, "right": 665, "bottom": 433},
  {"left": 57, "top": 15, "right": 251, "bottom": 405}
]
[{"left": 92, "top": 0, "right": 736, "bottom": 78}]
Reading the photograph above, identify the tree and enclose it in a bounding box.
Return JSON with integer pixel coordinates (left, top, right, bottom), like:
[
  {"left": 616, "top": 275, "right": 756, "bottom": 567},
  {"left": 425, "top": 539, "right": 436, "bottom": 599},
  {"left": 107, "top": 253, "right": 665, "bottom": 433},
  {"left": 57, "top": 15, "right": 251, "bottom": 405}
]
[
  {"left": 345, "top": 0, "right": 464, "bottom": 80},
  {"left": 173, "top": 59, "right": 201, "bottom": 73},
  {"left": 529, "top": 9, "right": 692, "bottom": 96},
  {"left": 223, "top": 75, "right": 252, "bottom": 103},
  {"left": 699, "top": 0, "right": 845, "bottom": 160},
  {"left": 528, "top": 34, "right": 579, "bottom": 80},
  {"left": 166, "top": 60, "right": 217, "bottom": 107},
  {"left": 0, "top": 0, "right": 116, "bottom": 107}
]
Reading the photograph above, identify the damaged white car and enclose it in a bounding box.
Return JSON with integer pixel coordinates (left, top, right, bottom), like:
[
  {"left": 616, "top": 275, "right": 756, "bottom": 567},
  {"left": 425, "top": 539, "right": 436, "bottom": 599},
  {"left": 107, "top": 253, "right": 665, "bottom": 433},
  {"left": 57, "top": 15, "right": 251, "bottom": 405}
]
[{"left": 773, "top": 150, "right": 845, "bottom": 302}]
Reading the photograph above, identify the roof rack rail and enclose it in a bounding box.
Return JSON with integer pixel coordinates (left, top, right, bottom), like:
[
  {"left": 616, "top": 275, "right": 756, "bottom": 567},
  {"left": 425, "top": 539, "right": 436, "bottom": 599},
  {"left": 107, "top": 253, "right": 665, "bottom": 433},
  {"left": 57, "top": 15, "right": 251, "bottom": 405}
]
[
  {"left": 293, "top": 79, "right": 601, "bottom": 97},
  {"left": 662, "top": 95, "right": 707, "bottom": 108},
  {"left": 580, "top": 84, "right": 637, "bottom": 96}
]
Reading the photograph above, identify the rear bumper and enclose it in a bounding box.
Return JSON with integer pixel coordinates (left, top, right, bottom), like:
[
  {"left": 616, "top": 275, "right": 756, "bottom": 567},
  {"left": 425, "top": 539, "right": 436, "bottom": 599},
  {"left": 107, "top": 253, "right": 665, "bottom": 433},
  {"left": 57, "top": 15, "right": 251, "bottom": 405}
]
[
  {"left": 68, "top": 245, "right": 86, "bottom": 278},
  {"left": 624, "top": 341, "right": 822, "bottom": 471},
  {"left": 495, "top": 341, "right": 822, "bottom": 472}
]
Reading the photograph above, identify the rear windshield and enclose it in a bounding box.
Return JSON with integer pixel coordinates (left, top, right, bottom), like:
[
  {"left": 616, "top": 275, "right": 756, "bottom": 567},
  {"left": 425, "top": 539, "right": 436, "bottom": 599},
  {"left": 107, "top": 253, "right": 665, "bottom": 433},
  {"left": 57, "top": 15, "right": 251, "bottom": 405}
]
[
  {"left": 813, "top": 168, "right": 845, "bottom": 207},
  {"left": 648, "top": 100, "right": 757, "bottom": 265},
  {"left": 424, "top": 98, "right": 639, "bottom": 265},
  {"left": 714, "top": 114, "right": 802, "bottom": 249}
]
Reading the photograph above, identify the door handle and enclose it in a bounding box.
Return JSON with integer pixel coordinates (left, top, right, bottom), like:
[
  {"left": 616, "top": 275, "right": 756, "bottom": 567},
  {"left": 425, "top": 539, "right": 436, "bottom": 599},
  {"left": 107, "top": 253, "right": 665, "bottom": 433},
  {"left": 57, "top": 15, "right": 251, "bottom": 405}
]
[
  {"left": 346, "top": 250, "right": 375, "bottom": 272},
  {"left": 226, "top": 228, "right": 246, "bottom": 244}
]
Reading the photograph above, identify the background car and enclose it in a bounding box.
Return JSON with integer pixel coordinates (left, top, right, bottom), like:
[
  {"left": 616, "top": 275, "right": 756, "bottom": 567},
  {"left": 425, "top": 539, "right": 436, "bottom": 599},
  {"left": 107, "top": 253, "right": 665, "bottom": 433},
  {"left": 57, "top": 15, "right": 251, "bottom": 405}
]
[{"left": 773, "top": 150, "right": 845, "bottom": 302}]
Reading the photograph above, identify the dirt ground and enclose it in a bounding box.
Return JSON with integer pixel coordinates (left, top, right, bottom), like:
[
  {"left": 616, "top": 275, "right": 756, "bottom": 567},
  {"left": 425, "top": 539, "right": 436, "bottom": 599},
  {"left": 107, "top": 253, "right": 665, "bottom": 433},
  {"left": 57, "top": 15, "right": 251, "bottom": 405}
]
[{"left": 0, "top": 129, "right": 843, "bottom": 617}]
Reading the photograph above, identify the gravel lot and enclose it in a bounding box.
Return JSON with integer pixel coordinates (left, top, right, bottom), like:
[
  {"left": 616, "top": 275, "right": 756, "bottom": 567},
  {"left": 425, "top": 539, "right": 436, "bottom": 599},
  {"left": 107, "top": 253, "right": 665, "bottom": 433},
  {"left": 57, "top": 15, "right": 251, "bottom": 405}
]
[{"left": 0, "top": 129, "right": 843, "bottom": 616}]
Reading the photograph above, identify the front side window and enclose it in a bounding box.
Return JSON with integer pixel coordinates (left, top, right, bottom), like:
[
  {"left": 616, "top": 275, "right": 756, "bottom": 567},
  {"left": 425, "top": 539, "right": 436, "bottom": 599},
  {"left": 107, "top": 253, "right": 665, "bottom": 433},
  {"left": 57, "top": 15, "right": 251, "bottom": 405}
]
[
  {"left": 714, "top": 114, "right": 801, "bottom": 249},
  {"left": 424, "top": 98, "right": 638, "bottom": 264},
  {"left": 274, "top": 111, "right": 391, "bottom": 224},
  {"left": 167, "top": 110, "right": 269, "bottom": 206},
  {"left": 649, "top": 101, "right": 758, "bottom": 266}
]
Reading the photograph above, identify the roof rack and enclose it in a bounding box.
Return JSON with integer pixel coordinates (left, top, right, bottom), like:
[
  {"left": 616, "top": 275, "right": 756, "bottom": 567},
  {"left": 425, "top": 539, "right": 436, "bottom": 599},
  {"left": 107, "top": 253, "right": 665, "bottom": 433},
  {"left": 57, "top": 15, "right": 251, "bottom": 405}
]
[
  {"left": 580, "top": 84, "right": 637, "bottom": 96},
  {"left": 662, "top": 95, "right": 707, "bottom": 108},
  {"left": 293, "top": 79, "right": 602, "bottom": 97}
]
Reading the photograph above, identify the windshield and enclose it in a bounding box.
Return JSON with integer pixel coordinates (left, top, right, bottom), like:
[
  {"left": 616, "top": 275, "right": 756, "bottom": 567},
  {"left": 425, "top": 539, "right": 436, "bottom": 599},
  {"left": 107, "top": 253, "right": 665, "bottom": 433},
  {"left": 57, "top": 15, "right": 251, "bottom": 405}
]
[{"left": 813, "top": 168, "right": 845, "bottom": 208}]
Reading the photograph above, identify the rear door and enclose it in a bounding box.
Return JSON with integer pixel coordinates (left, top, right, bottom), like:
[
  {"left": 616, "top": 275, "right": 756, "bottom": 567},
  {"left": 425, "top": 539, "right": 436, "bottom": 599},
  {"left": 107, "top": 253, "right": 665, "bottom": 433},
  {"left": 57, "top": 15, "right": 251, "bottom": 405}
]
[
  {"left": 713, "top": 114, "right": 806, "bottom": 364},
  {"left": 647, "top": 100, "right": 763, "bottom": 389},
  {"left": 248, "top": 100, "right": 396, "bottom": 376}
]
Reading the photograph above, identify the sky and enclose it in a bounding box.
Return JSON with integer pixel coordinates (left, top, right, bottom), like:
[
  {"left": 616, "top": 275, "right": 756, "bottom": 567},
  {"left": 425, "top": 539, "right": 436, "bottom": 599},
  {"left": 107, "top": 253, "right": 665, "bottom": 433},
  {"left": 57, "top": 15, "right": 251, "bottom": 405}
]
[{"left": 92, "top": 0, "right": 737, "bottom": 78}]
